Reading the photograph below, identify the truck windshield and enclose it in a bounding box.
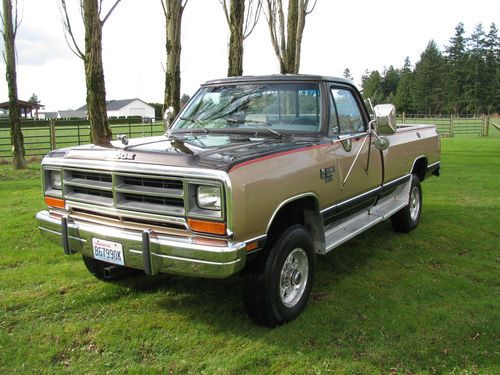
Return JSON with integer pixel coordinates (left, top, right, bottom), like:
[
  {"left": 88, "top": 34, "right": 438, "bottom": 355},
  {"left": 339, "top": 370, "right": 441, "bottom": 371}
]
[{"left": 172, "top": 83, "right": 322, "bottom": 134}]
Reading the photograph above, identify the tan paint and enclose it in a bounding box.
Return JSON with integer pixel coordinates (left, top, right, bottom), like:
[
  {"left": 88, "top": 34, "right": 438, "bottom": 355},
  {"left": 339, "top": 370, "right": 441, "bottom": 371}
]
[{"left": 228, "top": 125, "right": 440, "bottom": 243}]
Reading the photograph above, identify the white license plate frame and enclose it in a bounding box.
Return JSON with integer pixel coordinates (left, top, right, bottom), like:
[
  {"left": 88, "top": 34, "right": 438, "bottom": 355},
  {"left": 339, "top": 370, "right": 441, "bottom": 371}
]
[{"left": 92, "top": 238, "right": 125, "bottom": 266}]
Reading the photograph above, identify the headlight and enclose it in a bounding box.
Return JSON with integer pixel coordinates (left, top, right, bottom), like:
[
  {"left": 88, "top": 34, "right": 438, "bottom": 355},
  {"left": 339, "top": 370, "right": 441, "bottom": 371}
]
[
  {"left": 49, "top": 171, "right": 62, "bottom": 190},
  {"left": 196, "top": 185, "right": 221, "bottom": 211}
]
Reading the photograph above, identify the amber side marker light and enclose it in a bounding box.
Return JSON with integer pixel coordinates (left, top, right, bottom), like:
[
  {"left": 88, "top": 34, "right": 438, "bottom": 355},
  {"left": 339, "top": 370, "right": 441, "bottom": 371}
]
[
  {"left": 187, "top": 219, "right": 226, "bottom": 236},
  {"left": 246, "top": 242, "right": 258, "bottom": 251},
  {"left": 45, "top": 196, "right": 65, "bottom": 209}
]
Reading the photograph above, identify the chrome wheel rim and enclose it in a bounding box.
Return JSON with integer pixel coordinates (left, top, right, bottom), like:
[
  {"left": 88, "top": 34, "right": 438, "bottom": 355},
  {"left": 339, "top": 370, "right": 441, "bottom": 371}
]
[
  {"left": 280, "top": 248, "right": 309, "bottom": 307},
  {"left": 409, "top": 186, "right": 420, "bottom": 222}
]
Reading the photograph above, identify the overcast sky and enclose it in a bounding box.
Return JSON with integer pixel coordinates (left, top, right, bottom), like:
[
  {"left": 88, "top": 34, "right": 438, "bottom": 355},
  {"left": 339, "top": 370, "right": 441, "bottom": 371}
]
[{"left": 1, "top": 0, "right": 499, "bottom": 111}]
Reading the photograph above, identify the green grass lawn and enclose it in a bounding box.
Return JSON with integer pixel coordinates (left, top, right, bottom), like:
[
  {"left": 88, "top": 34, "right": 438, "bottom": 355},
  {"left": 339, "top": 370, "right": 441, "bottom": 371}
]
[{"left": 0, "top": 138, "right": 499, "bottom": 374}]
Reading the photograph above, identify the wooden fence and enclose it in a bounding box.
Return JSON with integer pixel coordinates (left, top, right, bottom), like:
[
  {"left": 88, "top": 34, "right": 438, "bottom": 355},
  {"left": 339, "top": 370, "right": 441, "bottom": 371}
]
[
  {"left": 0, "top": 118, "right": 165, "bottom": 159},
  {"left": 398, "top": 114, "right": 493, "bottom": 137}
]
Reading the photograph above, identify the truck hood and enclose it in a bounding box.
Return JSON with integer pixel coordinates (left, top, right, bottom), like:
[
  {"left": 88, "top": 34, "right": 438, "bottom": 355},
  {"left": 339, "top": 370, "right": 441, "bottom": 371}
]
[{"left": 45, "top": 133, "right": 325, "bottom": 172}]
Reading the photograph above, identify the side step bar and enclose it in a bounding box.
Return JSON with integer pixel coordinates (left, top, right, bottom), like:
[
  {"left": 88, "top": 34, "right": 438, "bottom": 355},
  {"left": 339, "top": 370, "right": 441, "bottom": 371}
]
[{"left": 322, "top": 180, "right": 411, "bottom": 254}]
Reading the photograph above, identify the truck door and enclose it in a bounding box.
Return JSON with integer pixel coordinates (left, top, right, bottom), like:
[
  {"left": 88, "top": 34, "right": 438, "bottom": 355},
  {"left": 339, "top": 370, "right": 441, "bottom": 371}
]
[{"left": 327, "top": 86, "right": 383, "bottom": 218}]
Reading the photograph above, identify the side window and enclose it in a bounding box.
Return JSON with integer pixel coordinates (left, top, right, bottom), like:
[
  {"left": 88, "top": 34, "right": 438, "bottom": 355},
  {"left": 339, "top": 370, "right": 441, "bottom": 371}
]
[
  {"left": 329, "top": 94, "right": 339, "bottom": 135},
  {"left": 330, "top": 88, "right": 365, "bottom": 133}
]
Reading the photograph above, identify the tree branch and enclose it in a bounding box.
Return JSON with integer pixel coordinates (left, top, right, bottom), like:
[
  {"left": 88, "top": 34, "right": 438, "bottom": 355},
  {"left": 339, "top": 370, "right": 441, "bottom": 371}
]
[
  {"left": 59, "top": 0, "right": 85, "bottom": 59},
  {"left": 305, "top": 0, "right": 317, "bottom": 15},
  {"left": 101, "top": 0, "right": 122, "bottom": 25},
  {"left": 220, "top": 0, "right": 230, "bottom": 26},
  {"left": 160, "top": 0, "right": 167, "bottom": 18},
  {"left": 243, "top": 0, "right": 262, "bottom": 40}
]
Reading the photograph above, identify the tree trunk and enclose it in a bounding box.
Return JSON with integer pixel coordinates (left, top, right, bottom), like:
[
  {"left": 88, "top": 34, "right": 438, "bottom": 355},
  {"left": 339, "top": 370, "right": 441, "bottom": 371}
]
[
  {"left": 265, "top": 0, "right": 314, "bottom": 75},
  {"left": 2, "top": 0, "right": 27, "bottom": 169},
  {"left": 83, "top": 0, "right": 112, "bottom": 146},
  {"left": 227, "top": 0, "right": 245, "bottom": 76},
  {"left": 285, "top": 0, "right": 298, "bottom": 74},
  {"left": 164, "top": 0, "right": 185, "bottom": 117}
]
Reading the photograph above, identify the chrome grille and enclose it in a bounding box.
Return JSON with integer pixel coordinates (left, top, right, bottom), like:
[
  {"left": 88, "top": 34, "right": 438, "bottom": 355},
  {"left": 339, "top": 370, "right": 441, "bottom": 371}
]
[{"left": 62, "top": 169, "right": 186, "bottom": 215}]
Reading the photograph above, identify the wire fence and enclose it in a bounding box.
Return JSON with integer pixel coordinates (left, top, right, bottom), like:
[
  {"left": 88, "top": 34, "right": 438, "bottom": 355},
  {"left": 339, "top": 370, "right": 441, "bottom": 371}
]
[{"left": 0, "top": 115, "right": 497, "bottom": 160}]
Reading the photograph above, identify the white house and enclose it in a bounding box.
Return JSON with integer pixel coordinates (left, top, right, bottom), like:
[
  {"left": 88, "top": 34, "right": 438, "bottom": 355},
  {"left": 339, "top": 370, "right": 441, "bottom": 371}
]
[{"left": 76, "top": 98, "right": 155, "bottom": 118}]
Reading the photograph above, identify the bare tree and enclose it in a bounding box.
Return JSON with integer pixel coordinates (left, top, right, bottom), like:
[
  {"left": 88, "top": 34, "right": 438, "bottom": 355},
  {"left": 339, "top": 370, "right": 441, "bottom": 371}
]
[
  {"left": 161, "top": 0, "right": 188, "bottom": 117},
  {"left": 265, "top": 0, "right": 316, "bottom": 74},
  {"left": 220, "top": 0, "right": 262, "bottom": 77},
  {"left": 60, "top": 0, "right": 122, "bottom": 146},
  {"left": 1, "top": 0, "right": 26, "bottom": 169}
]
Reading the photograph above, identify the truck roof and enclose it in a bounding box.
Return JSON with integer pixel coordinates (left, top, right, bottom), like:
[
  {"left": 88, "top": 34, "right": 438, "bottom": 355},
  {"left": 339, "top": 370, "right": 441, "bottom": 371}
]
[{"left": 203, "top": 74, "right": 355, "bottom": 86}]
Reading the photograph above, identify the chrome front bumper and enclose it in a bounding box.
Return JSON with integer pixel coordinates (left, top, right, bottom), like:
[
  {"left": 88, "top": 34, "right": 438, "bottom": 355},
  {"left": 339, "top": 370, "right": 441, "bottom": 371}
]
[{"left": 36, "top": 210, "right": 247, "bottom": 278}]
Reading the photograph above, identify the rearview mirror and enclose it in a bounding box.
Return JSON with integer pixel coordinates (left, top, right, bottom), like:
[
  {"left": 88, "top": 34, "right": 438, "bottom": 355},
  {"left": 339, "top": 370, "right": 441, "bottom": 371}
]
[
  {"left": 373, "top": 104, "right": 397, "bottom": 135},
  {"left": 163, "top": 106, "right": 175, "bottom": 129}
]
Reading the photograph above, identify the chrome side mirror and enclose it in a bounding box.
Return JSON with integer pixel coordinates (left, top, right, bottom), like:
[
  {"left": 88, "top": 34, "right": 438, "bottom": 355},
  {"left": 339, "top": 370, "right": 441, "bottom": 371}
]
[
  {"left": 373, "top": 104, "right": 397, "bottom": 135},
  {"left": 163, "top": 106, "right": 175, "bottom": 129}
]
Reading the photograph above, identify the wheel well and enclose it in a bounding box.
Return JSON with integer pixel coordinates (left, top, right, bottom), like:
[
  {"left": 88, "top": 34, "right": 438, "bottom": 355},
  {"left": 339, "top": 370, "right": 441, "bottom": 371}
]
[
  {"left": 412, "top": 157, "right": 427, "bottom": 181},
  {"left": 267, "top": 196, "right": 325, "bottom": 254}
]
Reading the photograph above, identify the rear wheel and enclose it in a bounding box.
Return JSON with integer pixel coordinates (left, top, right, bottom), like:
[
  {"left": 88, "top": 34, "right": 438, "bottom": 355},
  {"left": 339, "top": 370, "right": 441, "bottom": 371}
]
[
  {"left": 244, "top": 224, "right": 315, "bottom": 327},
  {"left": 391, "top": 174, "right": 422, "bottom": 233}
]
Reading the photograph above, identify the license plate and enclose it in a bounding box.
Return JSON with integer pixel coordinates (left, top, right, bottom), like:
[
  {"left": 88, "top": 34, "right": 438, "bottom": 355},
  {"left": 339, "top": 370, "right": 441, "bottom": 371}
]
[{"left": 92, "top": 238, "right": 125, "bottom": 266}]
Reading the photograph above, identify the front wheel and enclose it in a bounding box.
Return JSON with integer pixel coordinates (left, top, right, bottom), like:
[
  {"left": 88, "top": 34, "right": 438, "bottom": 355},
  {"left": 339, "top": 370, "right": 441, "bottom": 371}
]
[
  {"left": 391, "top": 174, "right": 422, "bottom": 233},
  {"left": 243, "top": 225, "right": 315, "bottom": 327}
]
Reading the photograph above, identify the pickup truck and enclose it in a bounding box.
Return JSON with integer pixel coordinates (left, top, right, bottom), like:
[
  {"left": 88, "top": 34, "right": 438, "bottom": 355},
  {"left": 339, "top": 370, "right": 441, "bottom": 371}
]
[{"left": 36, "top": 75, "right": 440, "bottom": 327}]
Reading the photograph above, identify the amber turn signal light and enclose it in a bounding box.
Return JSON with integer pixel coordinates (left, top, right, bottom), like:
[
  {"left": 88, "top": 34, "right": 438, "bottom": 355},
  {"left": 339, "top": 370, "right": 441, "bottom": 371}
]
[
  {"left": 187, "top": 219, "right": 226, "bottom": 236},
  {"left": 44, "top": 196, "right": 65, "bottom": 209}
]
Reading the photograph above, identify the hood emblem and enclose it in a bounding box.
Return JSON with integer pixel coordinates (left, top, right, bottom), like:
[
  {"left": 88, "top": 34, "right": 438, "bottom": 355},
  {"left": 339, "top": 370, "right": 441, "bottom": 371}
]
[{"left": 104, "top": 151, "right": 136, "bottom": 160}]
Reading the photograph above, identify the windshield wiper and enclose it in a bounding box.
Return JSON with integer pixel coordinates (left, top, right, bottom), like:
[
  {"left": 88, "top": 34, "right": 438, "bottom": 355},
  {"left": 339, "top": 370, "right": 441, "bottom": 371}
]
[
  {"left": 179, "top": 116, "right": 209, "bottom": 134},
  {"left": 226, "top": 117, "right": 282, "bottom": 137}
]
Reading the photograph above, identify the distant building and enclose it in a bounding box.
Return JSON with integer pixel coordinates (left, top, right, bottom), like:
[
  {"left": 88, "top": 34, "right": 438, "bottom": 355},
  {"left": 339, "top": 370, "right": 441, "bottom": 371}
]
[
  {"left": 0, "top": 99, "right": 44, "bottom": 118},
  {"left": 57, "top": 110, "right": 86, "bottom": 119},
  {"left": 38, "top": 111, "right": 58, "bottom": 119},
  {"left": 76, "top": 98, "right": 155, "bottom": 118}
]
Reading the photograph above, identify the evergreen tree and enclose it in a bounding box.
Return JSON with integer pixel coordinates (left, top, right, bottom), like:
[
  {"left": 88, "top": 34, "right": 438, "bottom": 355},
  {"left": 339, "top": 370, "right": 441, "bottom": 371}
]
[
  {"left": 380, "top": 65, "right": 400, "bottom": 100},
  {"left": 464, "top": 24, "right": 487, "bottom": 113},
  {"left": 394, "top": 57, "right": 414, "bottom": 113},
  {"left": 361, "top": 70, "right": 383, "bottom": 104},
  {"left": 483, "top": 23, "right": 500, "bottom": 113},
  {"left": 342, "top": 68, "right": 353, "bottom": 80},
  {"left": 444, "top": 22, "right": 467, "bottom": 113},
  {"left": 412, "top": 40, "right": 446, "bottom": 114}
]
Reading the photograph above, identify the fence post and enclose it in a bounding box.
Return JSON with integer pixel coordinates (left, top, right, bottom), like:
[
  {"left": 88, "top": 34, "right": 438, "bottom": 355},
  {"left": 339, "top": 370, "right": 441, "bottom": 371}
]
[
  {"left": 49, "top": 119, "right": 56, "bottom": 150},
  {"left": 483, "top": 115, "right": 489, "bottom": 136},
  {"left": 402, "top": 112, "right": 405, "bottom": 124},
  {"left": 449, "top": 115, "right": 454, "bottom": 137}
]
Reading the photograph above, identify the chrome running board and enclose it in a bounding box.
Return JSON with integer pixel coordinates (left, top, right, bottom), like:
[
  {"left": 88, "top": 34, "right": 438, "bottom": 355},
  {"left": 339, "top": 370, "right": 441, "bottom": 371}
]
[{"left": 322, "top": 180, "right": 411, "bottom": 254}]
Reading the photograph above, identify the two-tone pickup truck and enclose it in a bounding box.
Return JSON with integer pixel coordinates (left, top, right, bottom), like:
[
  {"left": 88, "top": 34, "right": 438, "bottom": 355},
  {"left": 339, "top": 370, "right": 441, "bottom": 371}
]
[{"left": 36, "top": 75, "right": 440, "bottom": 327}]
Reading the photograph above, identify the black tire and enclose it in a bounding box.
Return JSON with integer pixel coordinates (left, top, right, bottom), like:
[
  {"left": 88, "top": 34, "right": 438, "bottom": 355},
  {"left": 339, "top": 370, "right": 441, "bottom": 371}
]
[
  {"left": 243, "top": 224, "right": 316, "bottom": 327},
  {"left": 391, "top": 174, "right": 422, "bottom": 233},
  {"left": 82, "top": 255, "right": 140, "bottom": 281}
]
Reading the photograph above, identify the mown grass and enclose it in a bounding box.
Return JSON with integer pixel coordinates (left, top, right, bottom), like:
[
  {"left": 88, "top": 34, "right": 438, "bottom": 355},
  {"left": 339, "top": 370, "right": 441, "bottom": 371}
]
[{"left": 0, "top": 138, "right": 499, "bottom": 374}]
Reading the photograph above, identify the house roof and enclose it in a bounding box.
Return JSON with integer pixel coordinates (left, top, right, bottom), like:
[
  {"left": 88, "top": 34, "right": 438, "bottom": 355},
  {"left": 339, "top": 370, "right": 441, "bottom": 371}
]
[
  {"left": 0, "top": 99, "right": 44, "bottom": 110},
  {"left": 58, "top": 110, "right": 86, "bottom": 118},
  {"left": 77, "top": 98, "right": 150, "bottom": 112},
  {"left": 40, "top": 111, "right": 58, "bottom": 118}
]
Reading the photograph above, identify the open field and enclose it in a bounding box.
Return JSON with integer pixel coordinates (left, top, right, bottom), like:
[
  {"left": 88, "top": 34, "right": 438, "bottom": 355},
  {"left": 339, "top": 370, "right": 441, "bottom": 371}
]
[{"left": 0, "top": 138, "right": 499, "bottom": 374}]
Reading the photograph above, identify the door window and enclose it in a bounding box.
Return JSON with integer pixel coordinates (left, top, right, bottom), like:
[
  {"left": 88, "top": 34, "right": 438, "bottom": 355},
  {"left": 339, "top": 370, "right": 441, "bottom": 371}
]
[{"left": 330, "top": 88, "right": 365, "bottom": 134}]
